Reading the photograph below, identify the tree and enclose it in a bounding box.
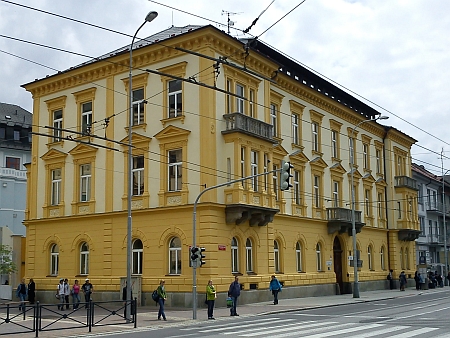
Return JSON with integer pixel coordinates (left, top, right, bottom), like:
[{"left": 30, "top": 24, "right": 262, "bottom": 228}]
[{"left": 0, "top": 245, "right": 17, "bottom": 275}]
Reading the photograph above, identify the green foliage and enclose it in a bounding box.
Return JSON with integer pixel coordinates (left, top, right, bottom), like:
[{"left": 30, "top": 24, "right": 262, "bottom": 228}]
[{"left": 0, "top": 245, "right": 17, "bottom": 275}]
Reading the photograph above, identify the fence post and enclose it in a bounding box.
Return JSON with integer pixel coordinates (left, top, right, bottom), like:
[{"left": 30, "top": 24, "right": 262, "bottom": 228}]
[
  {"left": 88, "top": 300, "right": 92, "bottom": 332},
  {"left": 35, "top": 301, "right": 39, "bottom": 338},
  {"left": 133, "top": 297, "right": 137, "bottom": 328}
]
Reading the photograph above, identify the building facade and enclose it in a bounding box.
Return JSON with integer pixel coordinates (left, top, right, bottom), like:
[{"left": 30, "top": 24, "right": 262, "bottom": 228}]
[{"left": 22, "top": 25, "right": 419, "bottom": 306}]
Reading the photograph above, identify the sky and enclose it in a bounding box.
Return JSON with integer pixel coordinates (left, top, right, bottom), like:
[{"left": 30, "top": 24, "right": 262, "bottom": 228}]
[{"left": 1, "top": 0, "right": 449, "bottom": 173}]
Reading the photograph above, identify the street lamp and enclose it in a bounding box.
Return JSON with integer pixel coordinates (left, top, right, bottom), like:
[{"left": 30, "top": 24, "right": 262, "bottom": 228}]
[
  {"left": 127, "top": 10, "right": 158, "bottom": 320},
  {"left": 440, "top": 149, "right": 449, "bottom": 285},
  {"left": 350, "top": 114, "right": 388, "bottom": 298}
]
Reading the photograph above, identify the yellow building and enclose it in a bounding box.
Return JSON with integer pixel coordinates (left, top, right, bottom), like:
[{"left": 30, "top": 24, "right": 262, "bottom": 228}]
[{"left": 22, "top": 25, "right": 418, "bottom": 306}]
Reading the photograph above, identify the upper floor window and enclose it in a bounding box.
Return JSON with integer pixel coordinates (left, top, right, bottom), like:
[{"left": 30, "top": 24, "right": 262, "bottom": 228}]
[
  {"left": 294, "top": 170, "right": 301, "bottom": 205},
  {"left": 245, "top": 238, "right": 253, "bottom": 273},
  {"left": 81, "top": 102, "right": 92, "bottom": 135},
  {"left": 312, "top": 122, "right": 319, "bottom": 152},
  {"left": 419, "top": 216, "right": 425, "bottom": 235},
  {"left": 13, "top": 130, "right": 20, "bottom": 141},
  {"left": 132, "top": 239, "right": 143, "bottom": 274},
  {"left": 169, "top": 237, "right": 181, "bottom": 275},
  {"left": 50, "top": 244, "right": 59, "bottom": 275},
  {"left": 270, "top": 104, "right": 278, "bottom": 138},
  {"left": 51, "top": 168, "right": 62, "bottom": 205},
  {"left": 296, "top": 242, "right": 302, "bottom": 272},
  {"left": 249, "top": 89, "right": 255, "bottom": 117},
  {"left": 231, "top": 237, "right": 239, "bottom": 273},
  {"left": 363, "top": 144, "right": 369, "bottom": 169},
  {"left": 349, "top": 137, "right": 356, "bottom": 165},
  {"left": 132, "top": 88, "right": 145, "bottom": 126},
  {"left": 376, "top": 149, "right": 381, "bottom": 173},
  {"left": 251, "top": 151, "right": 258, "bottom": 191},
  {"left": 417, "top": 184, "right": 423, "bottom": 204},
  {"left": 332, "top": 181, "right": 339, "bottom": 208},
  {"left": 80, "top": 164, "right": 91, "bottom": 202},
  {"left": 53, "top": 110, "right": 63, "bottom": 142},
  {"left": 314, "top": 175, "right": 320, "bottom": 208},
  {"left": 236, "top": 84, "right": 245, "bottom": 113},
  {"left": 168, "top": 80, "right": 182, "bottom": 118},
  {"left": 273, "top": 164, "right": 278, "bottom": 200},
  {"left": 377, "top": 192, "right": 384, "bottom": 218},
  {"left": 292, "top": 113, "right": 300, "bottom": 145},
  {"left": 365, "top": 189, "right": 371, "bottom": 216},
  {"left": 80, "top": 242, "right": 89, "bottom": 275},
  {"left": 274, "top": 240, "right": 280, "bottom": 273},
  {"left": 168, "top": 149, "right": 182, "bottom": 191},
  {"left": 132, "top": 156, "right": 144, "bottom": 196},
  {"left": 5, "top": 157, "right": 20, "bottom": 170},
  {"left": 331, "top": 130, "right": 338, "bottom": 159}
]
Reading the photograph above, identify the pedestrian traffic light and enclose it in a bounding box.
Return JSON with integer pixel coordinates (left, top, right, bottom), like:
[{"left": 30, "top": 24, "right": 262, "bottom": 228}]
[
  {"left": 190, "top": 246, "right": 200, "bottom": 267},
  {"left": 199, "top": 247, "right": 206, "bottom": 267},
  {"left": 280, "top": 160, "right": 294, "bottom": 191}
]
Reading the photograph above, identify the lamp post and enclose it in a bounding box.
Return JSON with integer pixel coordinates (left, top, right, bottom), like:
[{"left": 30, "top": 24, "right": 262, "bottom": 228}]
[
  {"left": 350, "top": 115, "right": 388, "bottom": 298},
  {"left": 127, "top": 11, "right": 158, "bottom": 320},
  {"left": 441, "top": 149, "right": 449, "bottom": 285}
]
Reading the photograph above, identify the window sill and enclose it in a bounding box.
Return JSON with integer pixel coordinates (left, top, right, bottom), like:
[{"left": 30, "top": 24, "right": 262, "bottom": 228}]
[
  {"left": 246, "top": 272, "right": 257, "bottom": 276},
  {"left": 291, "top": 143, "right": 304, "bottom": 151},
  {"left": 161, "top": 115, "right": 185, "bottom": 126},
  {"left": 311, "top": 150, "right": 323, "bottom": 157},
  {"left": 47, "top": 275, "right": 58, "bottom": 278},
  {"left": 125, "top": 123, "right": 147, "bottom": 133}
]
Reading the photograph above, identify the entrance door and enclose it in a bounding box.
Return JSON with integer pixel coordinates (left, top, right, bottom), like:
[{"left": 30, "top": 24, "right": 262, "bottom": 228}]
[{"left": 333, "top": 236, "right": 344, "bottom": 294}]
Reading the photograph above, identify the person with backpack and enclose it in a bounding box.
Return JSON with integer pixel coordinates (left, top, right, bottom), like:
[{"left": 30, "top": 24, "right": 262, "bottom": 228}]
[
  {"left": 269, "top": 275, "right": 282, "bottom": 305},
  {"left": 82, "top": 278, "right": 93, "bottom": 309},
  {"left": 16, "top": 278, "right": 28, "bottom": 311},
  {"left": 228, "top": 276, "right": 241, "bottom": 316},
  {"left": 157, "top": 279, "right": 167, "bottom": 321}
]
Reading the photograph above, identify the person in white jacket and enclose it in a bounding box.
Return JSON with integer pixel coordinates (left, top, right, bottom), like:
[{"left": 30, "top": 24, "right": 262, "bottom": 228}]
[{"left": 57, "top": 279, "right": 65, "bottom": 310}]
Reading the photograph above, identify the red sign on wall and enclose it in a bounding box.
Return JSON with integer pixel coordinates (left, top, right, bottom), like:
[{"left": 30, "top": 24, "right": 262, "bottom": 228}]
[{"left": 218, "top": 245, "right": 226, "bottom": 251}]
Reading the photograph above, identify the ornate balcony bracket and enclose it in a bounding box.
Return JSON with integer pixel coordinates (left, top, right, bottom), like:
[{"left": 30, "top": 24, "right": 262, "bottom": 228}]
[
  {"left": 326, "top": 207, "right": 365, "bottom": 235},
  {"left": 225, "top": 204, "right": 279, "bottom": 226},
  {"left": 398, "top": 229, "right": 421, "bottom": 241}
]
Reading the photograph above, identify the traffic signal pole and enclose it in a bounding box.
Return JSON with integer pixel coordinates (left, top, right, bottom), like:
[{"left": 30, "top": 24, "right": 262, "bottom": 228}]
[{"left": 192, "top": 166, "right": 292, "bottom": 319}]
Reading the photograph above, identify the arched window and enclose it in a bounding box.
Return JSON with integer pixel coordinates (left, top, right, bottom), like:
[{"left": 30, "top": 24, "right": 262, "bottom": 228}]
[
  {"left": 274, "top": 240, "right": 280, "bottom": 273},
  {"left": 169, "top": 237, "right": 181, "bottom": 275},
  {"left": 296, "top": 242, "right": 302, "bottom": 272},
  {"left": 50, "top": 244, "right": 59, "bottom": 276},
  {"left": 316, "top": 243, "right": 322, "bottom": 271},
  {"left": 245, "top": 238, "right": 253, "bottom": 273},
  {"left": 132, "top": 239, "right": 143, "bottom": 274},
  {"left": 368, "top": 246, "right": 373, "bottom": 270},
  {"left": 380, "top": 246, "right": 385, "bottom": 270},
  {"left": 80, "top": 242, "right": 89, "bottom": 275},
  {"left": 231, "top": 237, "right": 239, "bottom": 273}
]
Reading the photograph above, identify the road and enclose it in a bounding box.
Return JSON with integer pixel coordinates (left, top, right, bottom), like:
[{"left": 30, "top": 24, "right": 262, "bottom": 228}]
[{"left": 78, "top": 290, "right": 450, "bottom": 338}]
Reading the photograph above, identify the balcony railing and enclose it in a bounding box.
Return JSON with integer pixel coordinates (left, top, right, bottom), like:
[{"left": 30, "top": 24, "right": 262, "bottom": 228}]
[
  {"left": 394, "top": 176, "right": 418, "bottom": 190},
  {"left": 425, "top": 201, "right": 444, "bottom": 213},
  {"left": 326, "top": 207, "right": 362, "bottom": 223},
  {"left": 0, "top": 167, "right": 27, "bottom": 179},
  {"left": 427, "top": 234, "right": 444, "bottom": 244},
  {"left": 222, "top": 112, "right": 274, "bottom": 142}
]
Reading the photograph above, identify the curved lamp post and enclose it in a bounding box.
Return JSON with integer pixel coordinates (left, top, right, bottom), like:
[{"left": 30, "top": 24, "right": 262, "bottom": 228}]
[
  {"left": 127, "top": 11, "right": 158, "bottom": 320},
  {"left": 350, "top": 115, "right": 389, "bottom": 298},
  {"left": 441, "top": 150, "right": 449, "bottom": 285}
]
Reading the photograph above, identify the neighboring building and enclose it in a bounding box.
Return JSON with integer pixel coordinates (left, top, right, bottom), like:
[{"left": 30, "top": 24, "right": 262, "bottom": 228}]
[
  {"left": 22, "top": 25, "right": 419, "bottom": 305},
  {"left": 413, "top": 163, "right": 450, "bottom": 274}
]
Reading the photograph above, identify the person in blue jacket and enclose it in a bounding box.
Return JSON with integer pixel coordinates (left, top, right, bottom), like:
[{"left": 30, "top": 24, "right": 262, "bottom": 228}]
[
  {"left": 269, "top": 275, "right": 282, "bottom": 305},
  {"left": 16, "top": 278, "right": 28, "bottom": 311},
  {"left": 228, "top": 276, "right": 241, "bottom": 316}
]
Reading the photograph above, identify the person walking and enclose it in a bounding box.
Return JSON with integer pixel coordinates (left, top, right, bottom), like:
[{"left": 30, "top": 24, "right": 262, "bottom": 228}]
[
  {"left": 72, "top": 279, "right": 81, "bottom": 309},
  {"left": 63, "top": 278, "right": 70, "bottom": 310},
  {"left": 157, "top": 279, "right": 167, "bottom": 321},
  {"left": 206, "top": 279, "right": 216, "bottom": 320},
  {"left": 228, "top": 276, "right": 241, "bottom": 316},
  {"left": 81, "top": 278, "right": 93, "bottom": 309},
  {"left": 414, "top": 271, "right": 420, "bottom": 290},
  {"left": 27, "top": 278, "right": 36, "bottom": 304},
  {"left": 269, "top": 275, "right": 282, "bottom": 305},
  {"left": 16, "top": 278, "right": 28, "bottom": 311},
  {"left": 387, "top": 269, "right": 394, "bottom": 290},
  {"left": 399, "top": 271, "right": 407, "bottom": 291},
  {"left": 57, "top": 279, "right": 65, "bottom": 310}
]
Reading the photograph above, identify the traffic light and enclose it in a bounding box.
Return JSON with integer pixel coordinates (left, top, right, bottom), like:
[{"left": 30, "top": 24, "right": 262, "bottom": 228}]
[
  {"left": 199, "top": 247, "right": 206, "bottom": 267},
  {"left": 280, "top": 160, "right": 294, "bottom": 191},
  {"left": 190, "top": 246, "right": 200, "bottom": 267}
]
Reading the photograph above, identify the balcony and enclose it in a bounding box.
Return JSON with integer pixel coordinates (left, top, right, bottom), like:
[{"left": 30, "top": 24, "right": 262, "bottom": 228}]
[
  {"left": 394, "top": 176, "right": 418, "bottom": 190},
  {"left": 398, "top": 229, "right": 421, "bottom": 241},
  {"left": 427, "top": 234, "right": 444, "bottom": 244},
  {"left": 225, "top": 204, "right": 279, "bottom": 227},
  {"left": 0, "top": 168, "right": 27, "bottom": 180},
  {"left": 222, "top": 112, "right": 274, "bottom": 143},
  {"left": 426, "top": 201, "right": 444, "bottom": 214},
  {"left": 326, "top": 207, "right": 365, "bottom": 236}
]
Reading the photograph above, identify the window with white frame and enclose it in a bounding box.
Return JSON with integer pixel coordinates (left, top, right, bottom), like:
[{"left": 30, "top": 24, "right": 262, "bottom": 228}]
[
  {"left": 241, "top": 147, "right": 246, "bottom": 188},
  {"left": 331, "top": 130, "right": 338, "bottom": 158},
  {"left": 53, "top": 110, "right": 63, "bottom": 142},
  {"left": 314, "top": 175, "right": 320, "bottom": 208},
  {"left": 51, "top": 168, "right": 62, "bottom": 205},
  {"left": 333, "top": 181, "right": 339, "bottom": 207},
  {"left": 368, "top": 246, "right": 373, "bottom": 270},
  {"left": 296, "top": 242, "right": 302, "bottom": 272},
  {"left": 80, "top": 164, "right": 91, "bottom": 202},
  {"left": 263, "top": 154, "right": 268, "bottom": 191},
  {"left": 419, "top": 216, "right": 425, "bottom": 235},
  {"left": 249, "top": 89, "right": 255, "bottom": 117},
  {"left": 236, "top": 83, "right": 245, "bottom": 113},
  {"left": 132, "top": 239, "right": 143, "bottom": 274},
  {"left": 168, "top": 80, "right": 182, "bottom": 118},
  {"left": 245, "top": 238, "right": 253, "bottom": 273},
  {"left": 274, "top": 240, "right": 280, "bottom": 273},
  {"left": 270, "top": 104, "right": 278, "bottom": 137},
  {"left": 226, "top": 79, "right": 232, "bottom": 114},
  {"left": 132, "top": 88, "right": 145, "bottom": 126},
  {"left": 365, "top": 189, "right": 371, "bottom": 216},
  {"left": 6, "top": 157, "right": 20, "bottom": 170},
  {"left": 349, "top": 137, "right": 355, "bottom": 165},
  {"left": 292, "top": 113, "right": 299, "bottom": 145},
  {"left": 231, "top": 237, "right": 239, "bottom": 273},
  {"left": 316, "top": 243, "right": 322, "bottom": 271},
  {"left": 251, "top": 150, "right": 258, "bottom": 191},
  {"left": 294, "top": 170, "right": 301, "bottom": 205},
  {"left": 81, "top": 101, "right": 92, "bottom": 135},
  {"left": 273, "top": 164, "right": 278, "bottom": 200},
  {"left": 417, "top": 184, "right": 423, "bottom": 204},
  {"left": 363, "top": 144, "right": 369, "bottom": 169},
  {"left": 132, "top": 155, "right": 144, "bottom": 195},
  {"left": 168, "top": 149, "right": 182, "bottom": 191},
  {"left": 380, "top": 246, "right": 385, "bottom": 270},
  {"left": 169, "top": 237, "right": 181, "bottom": 274},
  {"left": 376, "top": 149, "right": 381, "bottom": 173},
  {"left": 312, "top": 122, "right": 319, "bottom": 152},
  {"left": 50, "top": 244, "right": 59, "bottom": 275},
  {"left": 397, "top": 201, "right": 401, "bottom": 219},
  {"left": 80, "top": 242, "right": 89, "bottom": 275},
  {"left": 13, "top": 130, "right": 19, "bottom": 141}
]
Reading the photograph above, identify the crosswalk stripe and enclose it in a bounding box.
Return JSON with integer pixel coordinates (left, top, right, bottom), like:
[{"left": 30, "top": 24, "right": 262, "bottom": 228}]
[
  {"left": 344, "top": 325, "right": 408, "bottom": 338},
  {"left": 384, "top": 327, "right": 439, "bottom": 338},
  {"left": 198, "top": 318, "right": 297, "bottom": 333},
  {"left": 240, "top": 322, "right": 355, "bottom": 337},
  {"left": 222, "top": 321, "right": 333, "bottom": 336},
  {"left": 267, "top": 323, "right": 383, "bottom": 338},
  {"left": 180, "top": 317, "right": 287, "bottom": 331}
]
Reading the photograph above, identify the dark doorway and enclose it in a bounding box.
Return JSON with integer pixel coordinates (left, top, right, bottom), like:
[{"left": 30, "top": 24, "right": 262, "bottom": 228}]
[{"left": 333, "top": 236, "right": 344, "bottom": 294}]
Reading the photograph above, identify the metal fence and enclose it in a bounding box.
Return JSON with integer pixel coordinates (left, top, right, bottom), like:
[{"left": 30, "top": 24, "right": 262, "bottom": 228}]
[{"left": 0, "top": 299, "right": 137, "bottom": 337}]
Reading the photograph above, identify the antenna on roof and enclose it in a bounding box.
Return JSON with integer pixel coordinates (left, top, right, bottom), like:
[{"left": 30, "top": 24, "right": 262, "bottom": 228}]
[{"left": 221, "top": 10, "right": 242, "bottom": 35}]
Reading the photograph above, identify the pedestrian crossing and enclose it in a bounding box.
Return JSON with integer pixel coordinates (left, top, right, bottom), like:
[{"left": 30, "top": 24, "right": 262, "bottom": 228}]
[{"left": 180, "top": 317, "right": 443, "bottom": 337}]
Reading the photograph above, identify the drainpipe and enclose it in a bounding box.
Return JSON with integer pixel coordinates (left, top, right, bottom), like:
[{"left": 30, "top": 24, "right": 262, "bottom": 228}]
[{"left": 383, "top": 126, "right": 392, "bottom": 271}]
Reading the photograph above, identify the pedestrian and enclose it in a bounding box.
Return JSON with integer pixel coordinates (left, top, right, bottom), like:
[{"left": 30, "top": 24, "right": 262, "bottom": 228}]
[
  {"left": 72, "top": 279, "right": 81, "bottom": 309},
  {"left": 16, "top": 278, "right": 28, "bottom": 311},
  {"left": 28, "top": 278, "right": 36, "bottom": 304},
  {"left": 399, "top": 271, "right": 407, "bottom": 291},
  {"left": 122, "top": 281, "right": 131, "bottom": 318},
  {"left": 387, "top": 269, "right": 394, "bottom": 290},
  {"left": 447, "top": 271, "right": 450, "bottom": 287},
  {"left": 81, "top": 278, "right": 93, "bottom": 309},
  {"left": 418, "top": 273, "right": 424, "bottom": 290},
  {"left": 157, "top": 279, "right": 167, "bottom": 321},
  {"left": 269, "top": 275, "right": 282, "bottom": 305},
  {"left": 57, "top": 278, "right": 65, "bottom": 310},
  {"left": 228, "top": 276, "right": 241, "bottom": 316},
  {"left": 64, "top": 278, "right": 70, "bottom": 309},
  {"left": 414, "top": 271, "right": 420, "bottom": 290},
  {"left": 206, "top": 279, "right": 216, "bottom": 320}
]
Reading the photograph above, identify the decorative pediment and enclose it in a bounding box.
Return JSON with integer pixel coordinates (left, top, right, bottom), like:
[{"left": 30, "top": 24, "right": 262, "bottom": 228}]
[
  {"left": 347, "top": 168, "right": 362, "bottom": 180},
  {"left": 120, "top": 132, "right": 152, "bottom": 149},
  {"left": 309, "top": 156, "right": 328, "bottom": 170},
  {"left": 154, "top": 125, "right": 191, "bottom": 141},
  {"left": 41, "top": 148, "right": 68, "bottom": 161},
  {"left": 289, "top": 149, "right": 309, "bottom": 164},
  {"left": 375, "top": 177, "right": 387, "bottom": 187},
  {"left": 273, "top": 144, "right": 288, "bottom": 158},
  {"left": 330, "top": 162, "right": 347, "bottom": 175},
  {"left": 362, "top": 173, "right": 376, "bottom": 184},
  {"left": 69, "top": 143, "right": 98, "bottom": 157}
]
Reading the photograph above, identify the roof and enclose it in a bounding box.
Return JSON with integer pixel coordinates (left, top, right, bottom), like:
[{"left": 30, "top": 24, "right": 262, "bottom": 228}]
[
  {"left": 0, "top": 102, "right": 32, "bottom": 128},
  {"left": 412, "top": 162, "right": 450, "bottom": 186}
]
